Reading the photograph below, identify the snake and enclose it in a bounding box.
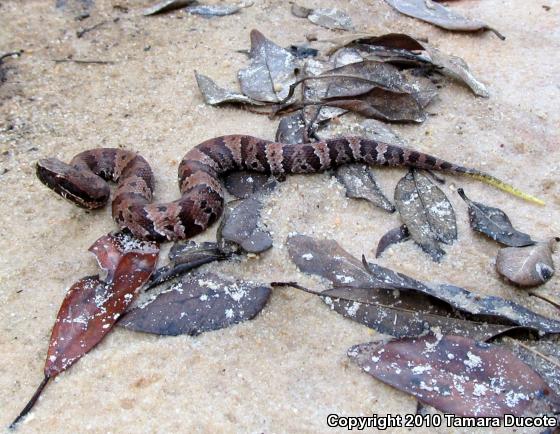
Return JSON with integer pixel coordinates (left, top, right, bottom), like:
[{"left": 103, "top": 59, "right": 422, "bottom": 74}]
[{"left": 36, "top": 135, "right": 543, "bottom": 242}]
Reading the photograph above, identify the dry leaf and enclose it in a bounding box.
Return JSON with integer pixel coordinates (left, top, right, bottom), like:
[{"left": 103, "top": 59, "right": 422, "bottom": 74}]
[
  {"left": 217, "top": 198, "right": 273, "bottom": 254},
  {"left": 384, "top": 0, "right": 504, "bottom": 39},
  {"left": 147, "top": 240, "right": 225, "bottom": 289},
  {"left": 348, "top": 334, "right": 560, "bottom": 416},
  {"left": 458, "top": 188, "right": 535, "bottom": 247},
  {"left": 376, "top": 224, "right": 410, "bottom": 257},
  {"left": 195, "top": 71, "right": 263, "bottom": 106},
  {"left": 292, "top": 4, "right": 354, "bottom": 31},
  {"left": 10, "top": 231, "right": 159, "bottom": 428},
  {"left": 238, "top": 29, "right": 299, "bottom": 102},
  {"left": 120, "top": 272, "right": 271, "bottom": 335},
  {"left": 335, "top": 164, "right": 395, "bottom": 213},
  {"left": 287, "top": 234, "right": 560, "bottom": 334},
  {"left": 395, "top": 170, "right": 457, "bottom": 261}
]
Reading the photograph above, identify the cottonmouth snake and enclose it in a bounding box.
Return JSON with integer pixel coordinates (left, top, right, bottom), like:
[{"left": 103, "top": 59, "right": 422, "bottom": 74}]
[{"left": 36, "top": 135, "right": 542, "bottom": 242}]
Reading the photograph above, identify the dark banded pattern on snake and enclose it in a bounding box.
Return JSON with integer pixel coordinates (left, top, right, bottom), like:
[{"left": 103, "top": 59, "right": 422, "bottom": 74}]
[{"left": 36, "top": 135, "right": 542, "bottom": 242}]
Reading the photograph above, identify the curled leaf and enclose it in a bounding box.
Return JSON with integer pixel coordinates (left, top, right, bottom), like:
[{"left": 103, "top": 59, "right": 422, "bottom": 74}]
[
  {"left": 120, "top": 272, "right": 271, "bottom": 336},
  {"left": 348, "top": 334, "right": 560, "bottom": 417},
  {"left": 496, "top": 239, "right": 557, "bottom": 287},
  {"left": 147, "top": 240, "right": 225, "bottom": 289},
  {"left": 383, "top": 0, "right": 504, "bottom": 40},
  {"left": 335, "top": 164, "right": 395, "bottom": 213},
  {"left": 395, "top": 170, "right": 457, "bottom": 261},
  {"left": 375, "top": 224, "right": 410, "bottom": 258},
  {"left": 238, "top": 29, "right": 299, "bottom": 102},
  {"left": 195, "top": 71, "right": 263, "bottom": 106},
  {"left": 458, "top": 188, "right": 535, "bottom": 247}
]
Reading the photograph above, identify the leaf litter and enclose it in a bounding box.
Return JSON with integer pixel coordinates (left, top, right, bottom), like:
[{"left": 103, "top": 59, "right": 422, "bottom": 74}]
[
  {"left": 348, "top": 334, "right": 560, "bottom": 417},
  {"left": 287, "top": 234, "right": 560, "bottom": 336}
]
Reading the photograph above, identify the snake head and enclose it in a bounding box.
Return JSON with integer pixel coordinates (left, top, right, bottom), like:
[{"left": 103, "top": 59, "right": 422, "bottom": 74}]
[{"left": 36, "top": 158, "right": 110, "bottom": 209}]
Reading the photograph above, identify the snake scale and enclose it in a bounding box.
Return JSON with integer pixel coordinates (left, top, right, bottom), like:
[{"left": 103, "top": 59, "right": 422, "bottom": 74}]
[{"left": 36, "top": 135, "right": 542, "bottom": 242}]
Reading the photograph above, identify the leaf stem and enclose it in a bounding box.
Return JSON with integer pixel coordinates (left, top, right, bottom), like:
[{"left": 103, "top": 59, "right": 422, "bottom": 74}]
[
  {"left": 270, "top": 281, "right": 323, "bottom": 295},
  {"left": 9, "top": 376, "right": 50, "bottom": 430}
]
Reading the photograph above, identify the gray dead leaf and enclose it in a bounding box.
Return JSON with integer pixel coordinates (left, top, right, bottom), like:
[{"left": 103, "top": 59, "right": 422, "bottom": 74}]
[
  {"left": 217, "top": 198, "right": 273, "bottom": 254},
  {"left": 147, "top": 240, "right": 225, "bottom": 289},
  {"left": 238, "top": 29, "right": 299, "bottom": 102},
  {"left": 376, "top": 224, "right": 410, "bottom": 258},
  {"left": 224, "top": 171, "right": 274, "bottom": 199},
  {"left": 330, "top": 47, "right": 363, "bottom": 68},
  {"left": 275, "top": 111, "right": 308, "bottom": 144},
  {"left": 291, "top": 4, "right": 354, "bottom": 31},
  {"left": 395, "top": 170, "right": 457, "bottom": 261},
  {"left": 335, "top": 164, "right": 395, "bottom": 213},
  {"left": 195, "top": 71, "right": 263, "bottom": 106},
  {"left": 401, "top": 68, "right": 439, "bottom": 108},
  {"left": 384, "top": 0, "right": 504, "bottom": 39},
  {"left": 120, "top": 272, "right": 271, "bottom": 336},
  {"left": 308, "top": 8, "right": 354, "bottom": 31},
  {"left": 458, "top": 188, "right": 535, "bottom": 247},
  {"left": 142, "top": 0, "right": 195, "bottom": 16},
  {"left": 186, "top": 4, "right": 241, "bottom": 17},
  {"left": 496, "top": 238, "right": 557, "bottom": 287},
  {"left": 321, "top": 286, "right": 515, "bottom": 341},
  {"left": 424, "top": 45, "right": 490, "bottom": 98},
  {"left": 349, "top": 335, "right": 560, "bottom": 417}
]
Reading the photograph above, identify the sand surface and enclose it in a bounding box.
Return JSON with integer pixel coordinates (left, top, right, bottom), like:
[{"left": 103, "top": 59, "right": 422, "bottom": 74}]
[{"left": 1, "top": 0, "right": 559, "bottom": 433}]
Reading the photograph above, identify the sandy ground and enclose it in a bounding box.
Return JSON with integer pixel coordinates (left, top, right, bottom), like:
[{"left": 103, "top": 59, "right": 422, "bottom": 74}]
[{"left": 0, "top": 0, "right": 559, "bottom": 433}]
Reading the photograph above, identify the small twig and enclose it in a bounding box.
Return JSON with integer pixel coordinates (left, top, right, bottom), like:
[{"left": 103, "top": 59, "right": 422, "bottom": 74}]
[
  {"left": 270, "top": 281, "right": 322, "bottom": 295},
  {"left": 529, "top": 292, "right": 560, "bottom": 311},
  {"left": 53, "top": 59, "right": 115, "bottom": 65},
  {"left": 76, "top": 20, "right": 107, "bottom": 38},
  {"left": 0, "top": 50, "right": 23, "bottom": 63},
  {"left": 9, "top": 376, "right": 50, "bottom": 430}
]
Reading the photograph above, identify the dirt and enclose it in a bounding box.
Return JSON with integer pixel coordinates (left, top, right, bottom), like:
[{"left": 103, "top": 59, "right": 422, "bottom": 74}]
[{"left": 0, "top": 0, "right": 559, "bottom": 433}]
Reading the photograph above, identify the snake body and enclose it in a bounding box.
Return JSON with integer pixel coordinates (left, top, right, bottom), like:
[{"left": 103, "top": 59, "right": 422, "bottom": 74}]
[{"left": 36, "top": 135, "right": 541, "bottom": 242}]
